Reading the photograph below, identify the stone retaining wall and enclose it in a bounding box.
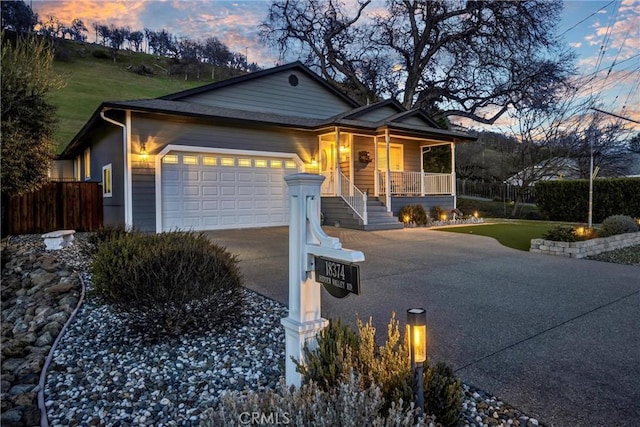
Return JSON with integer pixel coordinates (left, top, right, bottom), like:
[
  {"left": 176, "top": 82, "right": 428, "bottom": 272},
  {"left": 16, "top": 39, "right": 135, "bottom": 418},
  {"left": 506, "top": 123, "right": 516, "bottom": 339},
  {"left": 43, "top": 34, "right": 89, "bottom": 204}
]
[{"left": 530, "top": 232, "right": 640, "bottom": 258}]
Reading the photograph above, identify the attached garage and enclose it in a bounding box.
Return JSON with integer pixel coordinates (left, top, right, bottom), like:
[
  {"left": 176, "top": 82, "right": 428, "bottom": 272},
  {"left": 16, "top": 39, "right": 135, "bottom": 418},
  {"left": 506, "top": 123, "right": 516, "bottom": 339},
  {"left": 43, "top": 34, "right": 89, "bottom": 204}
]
[{"left": 158, "top": 149, "right": 302, "bottom": 232}]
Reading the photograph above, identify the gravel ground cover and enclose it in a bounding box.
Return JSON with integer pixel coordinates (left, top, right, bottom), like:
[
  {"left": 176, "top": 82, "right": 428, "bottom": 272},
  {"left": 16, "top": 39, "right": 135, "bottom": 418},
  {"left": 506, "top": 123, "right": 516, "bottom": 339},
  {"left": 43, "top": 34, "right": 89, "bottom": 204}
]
[
  {"left": 587, "top": 245, "right": 640, "bottom": 266},
  {"left": 5, "top": 234, "right": 542, "bottom": 426}
]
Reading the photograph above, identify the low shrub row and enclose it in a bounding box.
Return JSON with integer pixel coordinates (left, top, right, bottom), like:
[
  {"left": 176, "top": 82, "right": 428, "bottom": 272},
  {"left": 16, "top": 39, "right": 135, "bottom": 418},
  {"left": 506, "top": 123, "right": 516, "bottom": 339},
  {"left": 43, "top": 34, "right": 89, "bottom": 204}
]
[
  {"left": 542, "top": 215, "right": 639, "bottom": 242},
  {"left": 207, "top": 314, "right": 463, "bottom": 427}
]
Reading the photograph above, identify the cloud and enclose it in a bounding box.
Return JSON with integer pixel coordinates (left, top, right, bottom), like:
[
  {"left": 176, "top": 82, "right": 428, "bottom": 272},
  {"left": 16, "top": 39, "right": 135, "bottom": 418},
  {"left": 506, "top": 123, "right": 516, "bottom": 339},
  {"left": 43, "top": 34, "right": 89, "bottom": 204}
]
[{"left": 569, "top": 42, "right": 583, "bottom": 49}]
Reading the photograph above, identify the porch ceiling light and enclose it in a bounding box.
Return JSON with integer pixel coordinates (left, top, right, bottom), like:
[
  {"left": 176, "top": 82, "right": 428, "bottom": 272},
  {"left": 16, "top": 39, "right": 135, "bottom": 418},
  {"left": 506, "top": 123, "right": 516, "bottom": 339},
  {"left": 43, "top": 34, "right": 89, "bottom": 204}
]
[{"left": 140, "top": 142, "right": 148, "bottom": 160}]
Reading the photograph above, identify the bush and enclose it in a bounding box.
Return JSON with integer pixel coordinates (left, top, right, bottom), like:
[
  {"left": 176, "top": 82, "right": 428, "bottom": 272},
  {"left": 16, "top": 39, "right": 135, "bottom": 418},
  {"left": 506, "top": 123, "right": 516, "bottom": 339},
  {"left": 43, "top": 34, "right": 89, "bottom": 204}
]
[
  {"left": 201, "top": 375, "right": 431, "bottom": 427},
  {"left": 91, "top": 231, "right": 244, "bottom": 337},
  {"left": 398, "top": 204, "right": 428, "bottom": 225},
  {"left": 598, "top": 215, "right": 639, "bottom": 237},
  {"left": 536, "top": 178, "right": 640, "bottom": 222},
  {"left": 542, "top": 225, "right": 583, "bottom": 242},
  {"left": 431, "top": 205, "right": 446, "bottom": 220},
  {"left": 297, "top": 313, "right": 461, "bottom": 423},
  {"left": 91, "top": 48, "right": 110, "bottom": 59},
  {"left": 80, "top": 224, "right": 129, "bottom": 257},
  {"left": 424, "top": 362, "right": 462, "bottom": 427}
]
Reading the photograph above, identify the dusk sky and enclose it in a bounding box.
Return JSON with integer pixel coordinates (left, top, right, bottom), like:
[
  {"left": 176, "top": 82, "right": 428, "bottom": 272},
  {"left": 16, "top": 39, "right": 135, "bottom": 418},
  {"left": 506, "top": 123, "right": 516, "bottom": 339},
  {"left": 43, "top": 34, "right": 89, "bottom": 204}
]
[{"left": 31, "top": 0, "right": 640, "bottom": 130}]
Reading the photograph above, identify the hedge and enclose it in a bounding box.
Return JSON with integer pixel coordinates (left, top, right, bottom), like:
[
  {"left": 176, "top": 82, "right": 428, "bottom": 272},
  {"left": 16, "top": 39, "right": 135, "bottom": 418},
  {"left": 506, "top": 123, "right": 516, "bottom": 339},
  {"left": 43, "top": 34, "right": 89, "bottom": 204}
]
[{"left": 535, "top": 178, "right": 640, "bottom": 222}]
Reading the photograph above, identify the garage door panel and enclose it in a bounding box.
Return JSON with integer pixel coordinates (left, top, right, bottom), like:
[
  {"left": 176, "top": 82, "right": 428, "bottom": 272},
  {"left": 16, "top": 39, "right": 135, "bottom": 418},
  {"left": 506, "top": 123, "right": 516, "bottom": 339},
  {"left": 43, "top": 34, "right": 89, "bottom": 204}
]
[
  {"left": 237, "top": 186, "right": 254, "bottom": 196},
  {"left": 201, "top": 171, "right": 218, "bottom": 181},
  {"left": 202, "top": 200, "right": 219, "bottom": 211},
  {"left": 202, "top": 186, "right": 218, "bottom": 196},
  {"left": 221, "top": 200, "right": 236, "bottom": 210},
  {"left": 238, "top": 200, "right": 253, "bottom": 209},
  {"left": 183, "top": 186, "right": 200, "bottom": 197},
  {"left": 182, "top": 171, "right": 200, "bottom": 181},
  {"left": 221, "top": 172, "right": 236, "bottom": 181},
  {"left": 162, "top": 152, "right": 299, "bottom": 231}
]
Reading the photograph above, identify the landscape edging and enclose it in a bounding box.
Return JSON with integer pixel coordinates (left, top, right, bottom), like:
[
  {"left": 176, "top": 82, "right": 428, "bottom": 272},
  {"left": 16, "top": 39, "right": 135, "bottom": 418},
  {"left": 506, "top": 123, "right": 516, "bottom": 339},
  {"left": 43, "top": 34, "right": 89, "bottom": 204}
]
[{"left": 530, "top": 231, "right": 640, "bottom": 258}]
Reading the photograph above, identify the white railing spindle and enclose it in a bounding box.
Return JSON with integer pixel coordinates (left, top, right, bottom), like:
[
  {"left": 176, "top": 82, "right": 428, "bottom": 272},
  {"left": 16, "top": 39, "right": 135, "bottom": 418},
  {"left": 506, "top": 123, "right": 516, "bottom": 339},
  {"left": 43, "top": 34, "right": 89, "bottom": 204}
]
[{"left": 338, "top": 172, "right": 368, "bottom": 225}]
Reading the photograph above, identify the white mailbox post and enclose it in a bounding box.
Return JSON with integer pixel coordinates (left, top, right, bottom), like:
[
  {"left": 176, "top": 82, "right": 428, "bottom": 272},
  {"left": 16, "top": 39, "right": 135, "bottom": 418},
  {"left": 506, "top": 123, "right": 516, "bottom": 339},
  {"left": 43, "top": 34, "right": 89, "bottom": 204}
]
[{"left": 282, "top": 173, "right": 365, "bottom": 387}]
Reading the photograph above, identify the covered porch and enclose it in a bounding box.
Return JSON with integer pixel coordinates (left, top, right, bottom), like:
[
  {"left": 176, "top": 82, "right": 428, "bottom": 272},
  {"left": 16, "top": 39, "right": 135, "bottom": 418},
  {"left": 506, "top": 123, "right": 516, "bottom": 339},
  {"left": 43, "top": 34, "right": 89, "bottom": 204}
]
[{"left": 315, "top": 125, "right": 462, "bottom": 227}]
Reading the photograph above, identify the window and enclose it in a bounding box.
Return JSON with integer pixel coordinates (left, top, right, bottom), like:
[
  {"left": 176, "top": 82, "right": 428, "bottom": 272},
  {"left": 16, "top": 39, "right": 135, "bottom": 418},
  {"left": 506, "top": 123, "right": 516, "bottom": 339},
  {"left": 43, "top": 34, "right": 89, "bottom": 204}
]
[
  {"left": 84, "top": 147, "right": 91, "bottom": 180},
  {"left": 162, "top": 155, "right": 178, "bottom": 164},
  {"left": 74, "top": 156, "right": 81, "bottom": 181},
  {"left": 102, "top": 164, "right": 112, "bottom": 197},
  {"left": 255, "top": 159, "right": 268, "bottom": 168},
  {"left": 377, "top": 143, "right": 404, "bottom": 171},
  {"left": 285, "top": 160, "right": 297, "bottom": 169},
  {"left": 221, "top": 157, "right": 235, "bottom": 166},
  {"left": 203, "top": 156, "right": 217, "bottom": 166},
  {"left": 183, "top": 155, "right": 198, "bottom": 165},
  {"left": 238, "top": 158, "right": 252, "bottom": 167},
  {"left": 270, "top": 160, "right": 282, "bottom": 168}
]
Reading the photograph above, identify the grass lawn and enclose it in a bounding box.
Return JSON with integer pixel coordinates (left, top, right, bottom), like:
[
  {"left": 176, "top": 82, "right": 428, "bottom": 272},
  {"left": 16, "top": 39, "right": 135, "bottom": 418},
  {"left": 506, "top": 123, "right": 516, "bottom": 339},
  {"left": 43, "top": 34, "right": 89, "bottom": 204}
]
[{"left": 433, "top": 220, "right": 564, "bottom": 251}]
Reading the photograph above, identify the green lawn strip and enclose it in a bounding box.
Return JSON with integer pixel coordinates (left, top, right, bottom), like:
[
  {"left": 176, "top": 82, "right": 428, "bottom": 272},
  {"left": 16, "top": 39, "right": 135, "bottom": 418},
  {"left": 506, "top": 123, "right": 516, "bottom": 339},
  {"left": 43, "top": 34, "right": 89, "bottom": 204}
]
[{"left": 434, "top": 220, "right": 562, "bottom": 251}]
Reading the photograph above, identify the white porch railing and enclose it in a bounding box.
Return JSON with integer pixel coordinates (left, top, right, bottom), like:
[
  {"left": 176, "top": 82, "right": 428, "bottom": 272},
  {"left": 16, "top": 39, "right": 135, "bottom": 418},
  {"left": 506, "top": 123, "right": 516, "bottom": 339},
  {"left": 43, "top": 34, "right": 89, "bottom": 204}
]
[
  {"left": 338, "top": 171, "right": 368, "bottom": 225},
  {"left": 377, "top": 171, "right": 453, "bottom": 196}
]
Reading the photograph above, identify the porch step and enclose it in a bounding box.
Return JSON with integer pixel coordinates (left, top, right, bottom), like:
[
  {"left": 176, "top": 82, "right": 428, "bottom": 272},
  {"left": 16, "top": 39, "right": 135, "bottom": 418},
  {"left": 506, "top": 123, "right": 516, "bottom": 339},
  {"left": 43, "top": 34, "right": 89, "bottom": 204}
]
[{"left": 321, "top": 197, "right": 404, "bottom": 231}]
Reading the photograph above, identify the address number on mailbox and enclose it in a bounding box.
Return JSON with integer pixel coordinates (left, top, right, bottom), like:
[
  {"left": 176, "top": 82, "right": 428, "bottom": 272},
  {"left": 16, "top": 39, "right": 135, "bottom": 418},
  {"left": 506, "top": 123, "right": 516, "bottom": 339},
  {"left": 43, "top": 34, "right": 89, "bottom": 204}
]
[{"left": 314, "top": 256, "right": 360, "bottom": 298}]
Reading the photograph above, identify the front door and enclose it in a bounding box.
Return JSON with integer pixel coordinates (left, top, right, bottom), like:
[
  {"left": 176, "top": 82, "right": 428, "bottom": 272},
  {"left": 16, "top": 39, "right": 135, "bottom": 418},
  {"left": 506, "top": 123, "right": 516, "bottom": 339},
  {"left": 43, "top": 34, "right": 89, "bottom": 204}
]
[{"left": 319, "top": 140, "right": 336, "bottom": 195}]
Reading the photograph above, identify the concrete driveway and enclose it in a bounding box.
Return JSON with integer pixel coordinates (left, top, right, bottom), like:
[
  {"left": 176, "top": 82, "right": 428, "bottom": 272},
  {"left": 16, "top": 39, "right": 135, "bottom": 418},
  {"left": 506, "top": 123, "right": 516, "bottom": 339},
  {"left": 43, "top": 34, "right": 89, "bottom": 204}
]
[{"left": 204, "top": 226, "right": 640, "bottom": 427}]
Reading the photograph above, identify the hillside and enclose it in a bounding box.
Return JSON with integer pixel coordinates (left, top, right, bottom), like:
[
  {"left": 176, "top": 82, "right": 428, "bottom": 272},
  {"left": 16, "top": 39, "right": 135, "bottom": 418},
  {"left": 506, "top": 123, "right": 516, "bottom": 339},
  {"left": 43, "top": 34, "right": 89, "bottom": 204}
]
[{"left": 48, "top": 40, "right": 244, "bottom": 153}]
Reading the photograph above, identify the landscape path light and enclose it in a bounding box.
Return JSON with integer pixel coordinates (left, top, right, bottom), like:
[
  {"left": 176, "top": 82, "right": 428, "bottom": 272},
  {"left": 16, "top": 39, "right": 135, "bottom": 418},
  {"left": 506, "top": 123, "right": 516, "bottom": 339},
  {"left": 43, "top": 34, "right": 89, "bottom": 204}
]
[{"left": 407, "top": 308, "right": 427, "bottom": 418}]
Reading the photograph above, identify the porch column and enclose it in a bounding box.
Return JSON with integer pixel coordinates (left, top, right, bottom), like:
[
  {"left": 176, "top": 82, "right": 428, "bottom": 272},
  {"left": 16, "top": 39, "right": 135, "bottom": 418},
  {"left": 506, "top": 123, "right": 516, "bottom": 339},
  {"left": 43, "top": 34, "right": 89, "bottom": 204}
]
[
  {"left": 451, "top": 142, "right": 456, "bottom": 207},
  {"left": 374, "top": 136, "right": 379, "bottom": 197},
  {"left": 385, "top": 129, "right": 391, "bottom": 212},
  {"left": 336, "top": 127, "right": 342, "bottom": 196}
]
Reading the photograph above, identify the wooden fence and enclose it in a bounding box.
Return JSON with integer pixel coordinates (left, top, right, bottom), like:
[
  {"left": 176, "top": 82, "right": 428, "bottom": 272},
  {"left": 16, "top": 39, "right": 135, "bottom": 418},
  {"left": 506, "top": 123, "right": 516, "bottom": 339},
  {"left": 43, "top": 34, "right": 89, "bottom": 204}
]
[{"left": 5, "top": 182, "right": 103, "bottom": 235}]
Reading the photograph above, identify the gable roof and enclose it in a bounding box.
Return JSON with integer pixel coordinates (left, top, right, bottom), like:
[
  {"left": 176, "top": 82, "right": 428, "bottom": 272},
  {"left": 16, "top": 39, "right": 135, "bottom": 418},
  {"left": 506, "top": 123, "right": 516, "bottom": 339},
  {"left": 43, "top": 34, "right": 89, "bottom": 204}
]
[{"left": 159, "top": 61, "right": 360, "bottom": 109}]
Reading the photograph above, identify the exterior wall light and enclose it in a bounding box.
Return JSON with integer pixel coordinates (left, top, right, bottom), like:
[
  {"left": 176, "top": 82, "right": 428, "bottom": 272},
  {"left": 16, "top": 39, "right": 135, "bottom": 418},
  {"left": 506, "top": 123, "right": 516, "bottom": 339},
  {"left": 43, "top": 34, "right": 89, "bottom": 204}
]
[
  {"left": 310, "top": 155, "right": 318, "bottom": 168},
  {"left": 407, "top": 308, "right": 427, "bottom": 417},
  {"left": 140, "top": 142, "right": 148, "bottom": 160}
]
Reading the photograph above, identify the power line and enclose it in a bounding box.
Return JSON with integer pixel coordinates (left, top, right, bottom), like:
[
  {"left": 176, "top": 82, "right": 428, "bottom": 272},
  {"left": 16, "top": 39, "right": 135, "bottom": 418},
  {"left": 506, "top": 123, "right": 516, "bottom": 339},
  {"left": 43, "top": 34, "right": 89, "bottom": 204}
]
[
  {"left": 591, "top": 107, "right": 640, "bottom": 124},
  {"left": 558, "top": 0, "right": 616, "bottom": 36}
]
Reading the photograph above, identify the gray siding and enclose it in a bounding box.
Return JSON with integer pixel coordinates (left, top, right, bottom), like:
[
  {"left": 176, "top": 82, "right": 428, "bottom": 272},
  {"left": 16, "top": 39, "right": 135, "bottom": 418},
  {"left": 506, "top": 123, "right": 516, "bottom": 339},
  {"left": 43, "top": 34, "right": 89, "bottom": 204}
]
[
  {"left": 353, "top": 135, "right": 375, "bottom": 192},
  {"left": 50, "top": 160, "right": 73, "bottom": 180},
  {"left": 182, "top": 70, "right": 354, "bottom": 119},
  {"left": 130, "top": 114, "right": 318, "bottom": 232},
  {"left": 89, "top": 128, "right": 125, "bottom": 227},
  {"left": 397, "top": 115, "right": 432, "bottom": 127},
  {"left": 355, "top": 105, "right": 400, "bottom": 122}
]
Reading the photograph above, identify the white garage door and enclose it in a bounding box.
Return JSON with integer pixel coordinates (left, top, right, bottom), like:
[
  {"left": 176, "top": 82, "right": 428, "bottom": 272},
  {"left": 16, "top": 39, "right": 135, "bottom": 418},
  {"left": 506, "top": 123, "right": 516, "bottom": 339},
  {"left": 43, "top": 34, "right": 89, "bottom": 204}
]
[{"left": 161, "top": 152, "right": 300, "bottom": 231}]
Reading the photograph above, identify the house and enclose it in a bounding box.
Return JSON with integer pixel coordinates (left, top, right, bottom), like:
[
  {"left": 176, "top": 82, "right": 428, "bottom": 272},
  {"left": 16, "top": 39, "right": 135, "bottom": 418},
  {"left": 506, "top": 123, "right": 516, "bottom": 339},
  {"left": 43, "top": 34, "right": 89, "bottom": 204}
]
[{"left": 53, "top": 62, "right": 476, "bottom": 232}]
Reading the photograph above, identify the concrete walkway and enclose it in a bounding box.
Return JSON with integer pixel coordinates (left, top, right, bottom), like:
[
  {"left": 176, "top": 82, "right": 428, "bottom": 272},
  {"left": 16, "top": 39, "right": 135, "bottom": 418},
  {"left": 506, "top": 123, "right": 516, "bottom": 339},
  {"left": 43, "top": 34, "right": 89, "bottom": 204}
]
[{"left": 204, "top": 226, "right": 640, "bottom": 427}]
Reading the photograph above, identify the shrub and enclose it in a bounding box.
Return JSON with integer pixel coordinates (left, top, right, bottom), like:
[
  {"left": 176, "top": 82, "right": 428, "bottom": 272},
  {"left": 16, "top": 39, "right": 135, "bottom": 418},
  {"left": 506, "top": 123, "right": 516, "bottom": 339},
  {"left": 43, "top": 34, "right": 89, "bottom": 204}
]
[
  {"left": 201, "top": 375, "right": 431, "bottom": 427},
  {"left": 91, "top": 49, "right": 110, "bottom": 59},
  {"left": 598, "top": 215, "right": 639, "bottom": 237},
  {"left": 424, "top": 362, "right": 462, "bottom": 427},
  {"left": 431, "top": 205, "right": 446, "bottom": 221},
  {"left": 536, "top": 178, "right": 640, "bottom": 222},
  {"left": 542, "top": 225, "right": 583, "bottom": 242},
  {"left": 296, "top": 318, "right": 359, "bottom": 390},
  {"left": 91, "top": 231, "right": 244, "bottom": 336},
  {"left": 80, "top": 224, "right": 130, "bottom": 257},
  {"left": 297, "top": 313, "right": 462, "bottom": 423},
  {"left": 399, "top": 204, "right": 428, "bottom": 225}
]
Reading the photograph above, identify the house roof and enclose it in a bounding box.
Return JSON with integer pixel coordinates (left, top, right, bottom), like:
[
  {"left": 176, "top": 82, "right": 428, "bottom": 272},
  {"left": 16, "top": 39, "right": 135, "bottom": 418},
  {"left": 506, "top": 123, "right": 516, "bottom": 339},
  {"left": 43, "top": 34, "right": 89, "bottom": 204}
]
[
  {"left": 58, "top": 62, "right": 475, "bottom": 158},
  {"left": 158, "top": 61, "right": 361, "bottom": 109}
]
